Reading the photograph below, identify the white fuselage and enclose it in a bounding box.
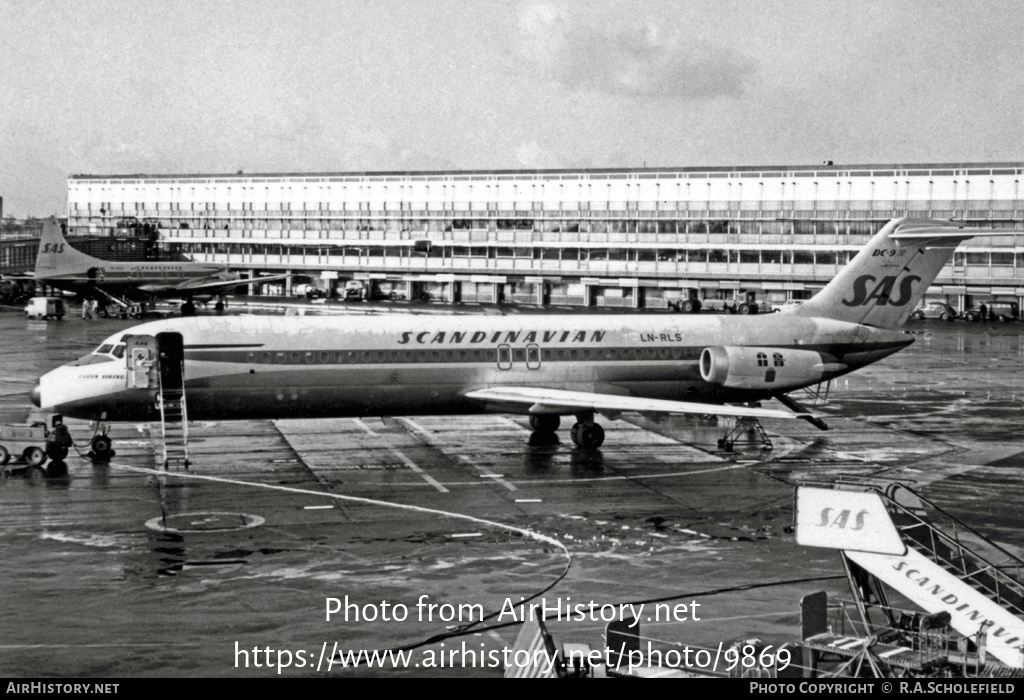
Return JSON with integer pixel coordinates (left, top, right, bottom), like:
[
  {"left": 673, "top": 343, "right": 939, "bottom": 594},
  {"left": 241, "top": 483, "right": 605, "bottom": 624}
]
[{"left": 32, "top": 313, "right": 912, "bottom": 422}]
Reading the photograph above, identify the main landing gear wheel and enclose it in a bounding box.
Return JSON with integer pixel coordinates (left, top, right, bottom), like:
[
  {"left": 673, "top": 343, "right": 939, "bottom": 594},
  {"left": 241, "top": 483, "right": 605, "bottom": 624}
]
[
  {"left": 90, "top": 434, "right": 114, "bottom": 462},
  {"left": 181, "top": 301, "right": 197, "bottom": 316},
  {"left": 571, "top": 422, "right": 605, "bottom": 449},
  {"left": 529, "top": 414, "right": 560, "bottom": 434}
]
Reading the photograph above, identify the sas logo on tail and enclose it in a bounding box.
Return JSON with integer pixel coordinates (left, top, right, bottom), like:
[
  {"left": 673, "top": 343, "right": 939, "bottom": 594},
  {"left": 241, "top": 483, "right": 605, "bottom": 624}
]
[
  {"left": 842, "top": 274, "right": 921, "bottom": 307},
  {"left": 41, "top": 243, "right": 65, "bottom": 254}
]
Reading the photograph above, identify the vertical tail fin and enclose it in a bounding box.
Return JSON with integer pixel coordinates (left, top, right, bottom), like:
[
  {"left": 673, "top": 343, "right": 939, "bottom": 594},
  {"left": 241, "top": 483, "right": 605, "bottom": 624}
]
[
  {"left": 792, "top": 218, "right": 1017, "bottom": 328},
  {"left": 35, "top": 217, "right": 103, "bottom": 274}
]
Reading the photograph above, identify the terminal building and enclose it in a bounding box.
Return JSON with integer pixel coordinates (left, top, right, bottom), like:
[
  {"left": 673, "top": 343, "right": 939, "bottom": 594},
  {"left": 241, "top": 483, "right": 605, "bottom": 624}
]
[{"left": 65, "top": 163, "right": 1024, "bottom": 313}]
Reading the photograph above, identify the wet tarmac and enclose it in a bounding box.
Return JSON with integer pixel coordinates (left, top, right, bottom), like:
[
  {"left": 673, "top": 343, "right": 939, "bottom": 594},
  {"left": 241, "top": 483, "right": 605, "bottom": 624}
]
[{"left": 1, "top": 307, "right": 1023, "bottom": 678}]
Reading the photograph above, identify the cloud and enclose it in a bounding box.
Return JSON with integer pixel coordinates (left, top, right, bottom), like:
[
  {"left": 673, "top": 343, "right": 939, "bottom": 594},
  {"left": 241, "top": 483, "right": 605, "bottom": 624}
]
[
  {"left": 517, "top": 2, "right": 756, "bottom": 100},
  {"left": 250, "top": 114, "right": 456, "bottom": 173},
  {"left": 515, "top": 140, "right": 562, "bottom": 169}
]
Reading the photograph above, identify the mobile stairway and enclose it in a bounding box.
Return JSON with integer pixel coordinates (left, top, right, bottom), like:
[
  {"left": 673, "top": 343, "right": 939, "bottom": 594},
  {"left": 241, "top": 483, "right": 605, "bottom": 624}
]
[
  {"left": 794, "top": 480, "right": 1024, "bottom": 675},
  {"left": 157, "top": 371, "right": 190, "bottom": 469},
  {"left": 125, "top": 332, "right": 190, "bottom": 469}
]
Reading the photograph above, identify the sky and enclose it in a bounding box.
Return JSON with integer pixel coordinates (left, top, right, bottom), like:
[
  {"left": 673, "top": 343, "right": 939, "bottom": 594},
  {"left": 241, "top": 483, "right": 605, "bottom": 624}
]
[{"left": 2, "top": 0, "right": 1024, "bottom": 217}]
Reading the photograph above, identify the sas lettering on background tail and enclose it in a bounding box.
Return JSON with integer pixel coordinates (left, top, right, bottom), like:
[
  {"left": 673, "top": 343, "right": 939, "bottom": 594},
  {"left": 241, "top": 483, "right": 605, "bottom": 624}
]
[{"left": 30, "top": 217, "right": 289, "bottom": 317}]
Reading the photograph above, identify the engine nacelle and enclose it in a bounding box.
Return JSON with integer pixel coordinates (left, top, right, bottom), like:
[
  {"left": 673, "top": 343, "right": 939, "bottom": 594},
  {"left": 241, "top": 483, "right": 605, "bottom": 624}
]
[{"left": 699, "top": 346, "right": 834, "bottom": 391}]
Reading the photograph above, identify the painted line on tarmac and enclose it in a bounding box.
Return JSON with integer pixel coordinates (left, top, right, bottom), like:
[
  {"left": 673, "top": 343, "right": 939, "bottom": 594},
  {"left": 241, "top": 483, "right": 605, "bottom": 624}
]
[
  {"left": 102, "top": 460, "right": 570, "bottom": 560},
  {"left": 353, "top": 418, "right": 449, "bottom": 493},
  {"left": 397, "top": 417, "right": 518, "bottom": 492}
]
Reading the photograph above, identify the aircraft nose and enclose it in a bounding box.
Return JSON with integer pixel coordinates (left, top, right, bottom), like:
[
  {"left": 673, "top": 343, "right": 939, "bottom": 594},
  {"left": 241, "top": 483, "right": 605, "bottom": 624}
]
[{"left": 29, "top": 381, "right": 41, "bottom": 407}]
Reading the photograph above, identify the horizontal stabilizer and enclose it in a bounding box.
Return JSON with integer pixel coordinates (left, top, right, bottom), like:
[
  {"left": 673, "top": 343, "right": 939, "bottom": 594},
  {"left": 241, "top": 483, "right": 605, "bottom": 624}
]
[{"left": 890, "top": 222, "right": 1024, "bottom": 247}]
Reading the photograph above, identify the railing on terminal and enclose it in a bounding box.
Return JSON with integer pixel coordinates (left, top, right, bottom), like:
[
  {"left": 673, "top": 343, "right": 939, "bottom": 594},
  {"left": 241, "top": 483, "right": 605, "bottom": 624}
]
[{"left": 0, "top": 222, "right": 43, "bottom": 241}]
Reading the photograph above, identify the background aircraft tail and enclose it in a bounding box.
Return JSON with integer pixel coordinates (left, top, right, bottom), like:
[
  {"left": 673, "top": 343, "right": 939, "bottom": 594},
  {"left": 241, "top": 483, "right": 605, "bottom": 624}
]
[
  {"left": 792, "top": 218, "right": 1011, "bottom": 328},
  {"left": 34, "top": 217, "right": 103, "bottom": 274}
]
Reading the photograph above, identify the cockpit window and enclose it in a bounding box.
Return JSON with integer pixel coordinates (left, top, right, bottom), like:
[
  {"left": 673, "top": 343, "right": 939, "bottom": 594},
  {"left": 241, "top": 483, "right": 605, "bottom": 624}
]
[
  {"left": 70, "top": 353, "right": 115, "bottom": 367},
  {"left": 92, "top": 342, "right": 126, "bottom": 359}
]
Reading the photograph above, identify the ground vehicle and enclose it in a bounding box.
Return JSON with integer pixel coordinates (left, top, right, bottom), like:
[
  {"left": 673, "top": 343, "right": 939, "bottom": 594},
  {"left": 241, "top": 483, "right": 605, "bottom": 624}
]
[
  {"left": 910, "top": 302, "right": 957, "bottom": 321},
  {"left": 773, "top": 300, "right": 806, "bottom": 313},
  {"left": 24, "top": 297, "right": 65, "bottom": 320},
  {"left": 370, "top": 287, "right": 406, "bottom": 301},
  {"left": 963, "top": 301, "right": 1019, "bottom": 322},
  {"left": 293, "top": 284, "right": 325, "bottom": 300},
  {"left": 700, "top": 298, "right": 759, "bottom": 314},
  {"left": 0, "top": 419, "right": 72, "bottom": 471},
  {"left": 343, "top": 280, "right": 366, "bottom": 301},
  {"left": 666, "top": 298, "right": 702, "bottom": 313}
]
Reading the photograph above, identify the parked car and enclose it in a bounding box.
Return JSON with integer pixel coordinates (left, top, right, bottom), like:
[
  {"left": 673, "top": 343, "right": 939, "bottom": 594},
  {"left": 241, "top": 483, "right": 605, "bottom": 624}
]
[
  {"left": 292, "top": 284, "right": 325, "bottom": 300},
  {"left": 343, "top": 280, "right": 366, "bottom": 301},
  {"left": 963, "top": 301, "right": 1019, "bottom": 322},
  {"left": 773, "top": 300, "right": 806, "bottom": 313},
  {"left": 370, "top": 288, "right": 406, "bottom": 301},
  {"left": 910, "top": 302, "right": 957, "bottom": 321}
]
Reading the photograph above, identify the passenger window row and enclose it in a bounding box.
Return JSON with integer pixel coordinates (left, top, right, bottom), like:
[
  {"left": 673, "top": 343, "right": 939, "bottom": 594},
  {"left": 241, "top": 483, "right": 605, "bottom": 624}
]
[{"left": 241, "top": 345, "right": 697, "bottom": 365}]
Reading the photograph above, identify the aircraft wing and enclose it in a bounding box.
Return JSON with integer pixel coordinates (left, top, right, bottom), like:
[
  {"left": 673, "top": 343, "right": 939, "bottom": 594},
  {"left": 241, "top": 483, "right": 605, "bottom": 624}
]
[
  {"left": 463, "top": 386, "right": 808, "bottom": 422},
  {"left": 141, "top": 273, "right": 292, "bottom": 296}
]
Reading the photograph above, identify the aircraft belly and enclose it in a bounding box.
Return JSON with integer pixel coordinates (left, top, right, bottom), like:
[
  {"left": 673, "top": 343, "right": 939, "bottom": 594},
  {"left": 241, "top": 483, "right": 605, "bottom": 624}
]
[
  {"left": 53, "top": 391, "right": 159, "bottom": 422},
  {"left": 184, "top": 384, "right": 478, "bottom": 420}
]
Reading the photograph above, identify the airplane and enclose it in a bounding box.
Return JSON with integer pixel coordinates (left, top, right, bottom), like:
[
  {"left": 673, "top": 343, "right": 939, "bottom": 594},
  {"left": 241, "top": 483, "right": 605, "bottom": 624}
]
[
  {"left": 29, "top": 217, "right": 289, "bottom": 317},
  {"left": 29, "top": 217, "right": 1016, "bottom": 456}
]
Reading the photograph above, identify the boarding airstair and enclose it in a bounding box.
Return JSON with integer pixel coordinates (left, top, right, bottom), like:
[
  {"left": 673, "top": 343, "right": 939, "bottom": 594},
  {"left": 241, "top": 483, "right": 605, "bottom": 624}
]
[
  {"left": 126, "top": 332, "right": 190, "bottom": 469},
  {"left": 796, "top": 480, "right": 1024, "bottom": 671},
  {"left": 157, "top": 372, "right": 190, "bottom": 469}
]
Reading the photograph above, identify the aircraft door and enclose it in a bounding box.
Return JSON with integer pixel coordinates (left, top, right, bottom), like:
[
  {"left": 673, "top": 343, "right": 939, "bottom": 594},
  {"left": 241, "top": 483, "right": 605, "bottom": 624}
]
[
  {"left": 526, "top": 344, "right": 541, "bottom": 370},
  {"left": 125, "top": 336, "right": 158, "bottom": 389},
  {"left": 497, "top": 344, "right": 512, "bottom": 370},
  {"left": 156, "top": 332, "right": 185, "bottom": 391}
]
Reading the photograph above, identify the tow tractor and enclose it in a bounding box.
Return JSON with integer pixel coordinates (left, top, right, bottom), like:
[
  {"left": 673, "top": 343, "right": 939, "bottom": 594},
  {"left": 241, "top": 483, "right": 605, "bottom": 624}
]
[{"left": 0, "top": 416, "right": 74, "bottom": 473}]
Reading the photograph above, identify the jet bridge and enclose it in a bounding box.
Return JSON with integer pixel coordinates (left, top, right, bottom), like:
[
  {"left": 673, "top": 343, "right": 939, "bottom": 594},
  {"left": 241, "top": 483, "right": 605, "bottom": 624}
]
[{"left": 795, "top": 481, "right": 1024, "bottom": 671}]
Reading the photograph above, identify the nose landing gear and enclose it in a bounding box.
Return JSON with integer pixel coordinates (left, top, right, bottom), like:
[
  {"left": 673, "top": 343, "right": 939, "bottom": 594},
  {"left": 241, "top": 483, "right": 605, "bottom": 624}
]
[{"left": 89, "top": 432, "right": 115, "bottom": 462}]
